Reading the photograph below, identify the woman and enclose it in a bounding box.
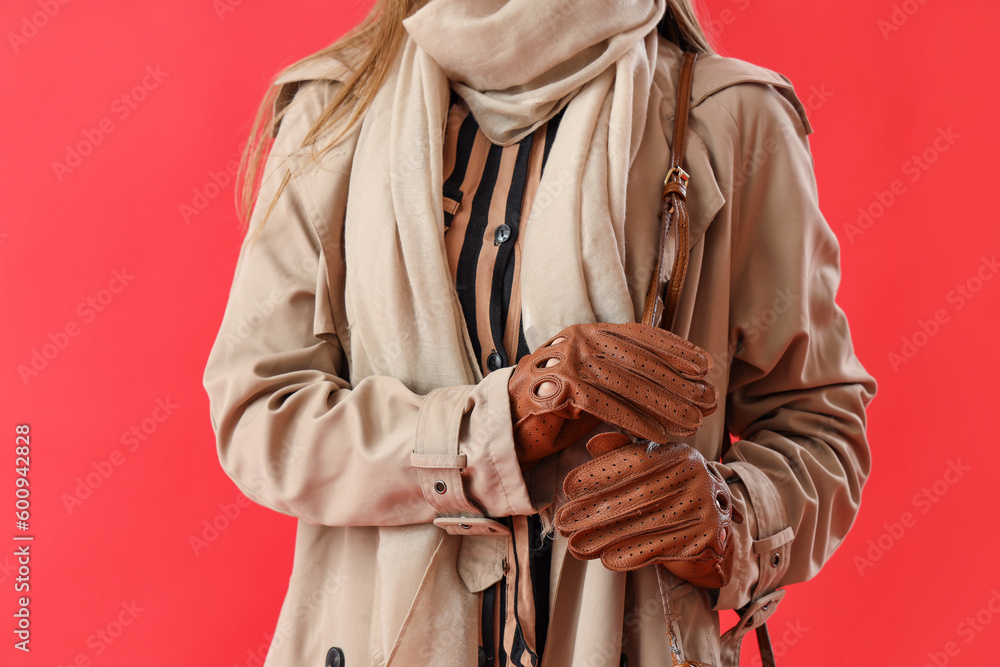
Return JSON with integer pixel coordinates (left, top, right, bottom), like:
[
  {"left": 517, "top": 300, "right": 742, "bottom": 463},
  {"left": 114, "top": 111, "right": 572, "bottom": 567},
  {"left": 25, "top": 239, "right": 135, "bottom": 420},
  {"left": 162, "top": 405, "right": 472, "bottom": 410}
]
[{"left": 202, "top": 0, "right": 877, "bottom": 665}]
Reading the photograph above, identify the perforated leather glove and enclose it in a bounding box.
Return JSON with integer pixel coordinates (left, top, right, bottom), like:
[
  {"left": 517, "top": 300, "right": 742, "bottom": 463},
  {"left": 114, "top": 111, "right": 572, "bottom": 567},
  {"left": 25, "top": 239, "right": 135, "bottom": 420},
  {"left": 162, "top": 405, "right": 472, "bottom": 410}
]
[
  {"left": 553, "top": 437, "right": 744, "bottom": 588},
  {"left": 507, "top": 321, "right": 718, "bottom": 467}
]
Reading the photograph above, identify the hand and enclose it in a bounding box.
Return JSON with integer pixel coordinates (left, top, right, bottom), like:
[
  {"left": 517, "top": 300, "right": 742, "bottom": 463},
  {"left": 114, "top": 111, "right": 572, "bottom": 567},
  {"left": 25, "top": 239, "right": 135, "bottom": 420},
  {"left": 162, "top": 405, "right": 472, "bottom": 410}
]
[
  {"left": 506, "top": 321, "right": 718, "bottom": 467},
  {"left": 553, "top": 439, "right": 743, "bottom": 588}
]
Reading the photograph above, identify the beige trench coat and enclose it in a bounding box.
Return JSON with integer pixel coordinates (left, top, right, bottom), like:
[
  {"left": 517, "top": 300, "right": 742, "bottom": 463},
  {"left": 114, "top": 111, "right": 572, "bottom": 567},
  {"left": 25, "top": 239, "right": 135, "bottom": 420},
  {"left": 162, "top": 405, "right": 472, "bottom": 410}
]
[{"left": 203, "top": 37, "right": 876, "bottom": 666}]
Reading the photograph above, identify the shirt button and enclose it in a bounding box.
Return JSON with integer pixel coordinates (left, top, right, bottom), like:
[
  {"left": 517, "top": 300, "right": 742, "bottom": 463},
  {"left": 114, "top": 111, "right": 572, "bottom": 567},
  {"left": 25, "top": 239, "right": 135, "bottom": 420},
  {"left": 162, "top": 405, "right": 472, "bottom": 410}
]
[
  {"left": 325, "top": 647, "right": 344, "bottom": 667},
  {"left": 494, "top": 224, "right": 511, "bottom": 245},
  {"left": 486, "top": 352, "right": 503, "bottom": 371},
  {"left": 478, "top": 646, "right": 488, "bottom": 667}
]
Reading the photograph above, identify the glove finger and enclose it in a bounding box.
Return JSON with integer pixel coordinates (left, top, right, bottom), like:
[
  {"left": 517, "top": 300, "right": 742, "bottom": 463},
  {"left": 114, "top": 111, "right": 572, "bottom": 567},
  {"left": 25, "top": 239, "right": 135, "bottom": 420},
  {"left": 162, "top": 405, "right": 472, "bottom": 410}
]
[
  {"left": 563, "top": 507, "right": 698, "bottom": 558},
  {"left": 576, "top": 376, "right": 716, "bottom": 443},
  {"left": 511, "top": 325, "right": 717, "bottom": 445},
  {"left": 554, "top": 474, "right": 688, "bottom": 540},
  {"left": 594, "top": 322, "right": 715, "bottom": 380},
  {"left": 557, "top": 453, "right": 707, "bottom": 552},
  {"left": 579, "top": 330, "right": 718, "bottom": 407},
  {"left": 596, "top": 488, "right": 736, "bottom": 586},
  {"left": 557, "top": 465, "right": 699, "bottom": 532},
  {"left": 595, "top": 359, "right": 719, "bottom": 412},
  {"left": 657, "top": 549, "right": 733, "bottom": 588},
  {"left": 559, "top": 441, "right": 680, "bottom": 500},
  {"left": 585, "top": 431, "right": 632, "bottom": 457},
  {"left": 601, "top": 541, "right": 731, "bottom": 588}
]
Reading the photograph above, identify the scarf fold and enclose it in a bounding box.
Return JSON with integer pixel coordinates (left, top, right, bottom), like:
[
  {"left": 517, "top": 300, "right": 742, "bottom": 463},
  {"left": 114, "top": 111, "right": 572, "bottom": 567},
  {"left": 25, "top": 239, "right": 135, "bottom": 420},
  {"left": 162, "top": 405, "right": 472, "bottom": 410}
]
[{"left": 344, "top": 0, "right": 666, "bottom": 394}]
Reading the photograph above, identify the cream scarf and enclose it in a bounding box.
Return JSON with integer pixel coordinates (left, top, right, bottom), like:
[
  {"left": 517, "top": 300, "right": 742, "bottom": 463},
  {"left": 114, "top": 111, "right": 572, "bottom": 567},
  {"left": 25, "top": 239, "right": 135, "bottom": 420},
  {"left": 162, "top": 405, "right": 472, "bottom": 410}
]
[{"left": 343, "top": 0, "right": 667, "bottom": 394}]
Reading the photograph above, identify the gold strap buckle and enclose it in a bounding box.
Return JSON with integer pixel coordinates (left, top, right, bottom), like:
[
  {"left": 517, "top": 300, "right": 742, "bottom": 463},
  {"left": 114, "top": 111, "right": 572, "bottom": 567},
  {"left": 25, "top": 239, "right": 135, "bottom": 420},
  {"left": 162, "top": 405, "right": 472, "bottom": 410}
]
[{"left": 664, "top": 166, "right": 690, "bottom": 186}]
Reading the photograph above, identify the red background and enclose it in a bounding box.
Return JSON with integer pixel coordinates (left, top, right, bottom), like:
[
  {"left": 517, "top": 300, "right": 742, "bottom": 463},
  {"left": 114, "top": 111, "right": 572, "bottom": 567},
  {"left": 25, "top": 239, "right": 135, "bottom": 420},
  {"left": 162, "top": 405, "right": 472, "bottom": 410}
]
[{"left": 2, "top": 1, "right": 998, "bottom": 665}]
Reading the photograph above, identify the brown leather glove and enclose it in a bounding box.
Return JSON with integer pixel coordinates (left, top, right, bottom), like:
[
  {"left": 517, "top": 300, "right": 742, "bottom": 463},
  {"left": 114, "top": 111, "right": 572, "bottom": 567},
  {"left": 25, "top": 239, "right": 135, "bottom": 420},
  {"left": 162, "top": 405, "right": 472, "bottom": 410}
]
[
  {"left": 553, "top": 438, "right": 744, "bottom": 588},
  {"left": 507, "top": 321, "right": 718, "bottom": 467}
]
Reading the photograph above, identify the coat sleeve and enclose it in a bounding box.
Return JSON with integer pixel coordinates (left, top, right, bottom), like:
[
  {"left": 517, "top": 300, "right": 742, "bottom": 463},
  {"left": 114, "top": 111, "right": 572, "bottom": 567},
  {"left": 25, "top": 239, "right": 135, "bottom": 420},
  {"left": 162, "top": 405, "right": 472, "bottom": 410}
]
[
  {"left": 705, "top": 81, "right": 878, "bottom": 612},
  {"left": 202, "top": 79, "right": 536, "bottom": 528}
]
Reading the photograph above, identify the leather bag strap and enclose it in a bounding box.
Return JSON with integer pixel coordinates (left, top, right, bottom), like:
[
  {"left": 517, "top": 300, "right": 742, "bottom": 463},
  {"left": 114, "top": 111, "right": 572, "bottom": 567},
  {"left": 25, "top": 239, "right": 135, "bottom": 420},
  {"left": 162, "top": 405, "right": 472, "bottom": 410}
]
[
  {"left": 640, "top": 50, "right": 778, "bottom": 667},
  {"left": 756, "top": 623, "right": 777, "bottom": 667},
  {"left": 641, "top": 50, "right": 698, "bottom": 331}
]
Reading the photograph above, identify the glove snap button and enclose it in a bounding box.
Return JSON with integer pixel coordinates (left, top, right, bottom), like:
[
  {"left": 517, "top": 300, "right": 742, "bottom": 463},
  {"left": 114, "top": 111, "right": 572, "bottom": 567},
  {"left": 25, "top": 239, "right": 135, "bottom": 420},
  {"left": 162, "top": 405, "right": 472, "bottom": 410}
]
[{"left": 434, "top": 480, "right": 447, "bottom": 494}]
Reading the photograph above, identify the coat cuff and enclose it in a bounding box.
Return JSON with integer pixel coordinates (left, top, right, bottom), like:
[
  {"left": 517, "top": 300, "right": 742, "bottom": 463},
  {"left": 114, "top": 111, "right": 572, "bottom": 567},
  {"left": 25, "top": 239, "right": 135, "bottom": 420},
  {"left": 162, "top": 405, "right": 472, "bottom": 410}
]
[
  {"left": 411, "top": 366, "right": 536, "bottom": 531},
  {"left": 708, "top": 456, "right": 794, "bottom": 611}
]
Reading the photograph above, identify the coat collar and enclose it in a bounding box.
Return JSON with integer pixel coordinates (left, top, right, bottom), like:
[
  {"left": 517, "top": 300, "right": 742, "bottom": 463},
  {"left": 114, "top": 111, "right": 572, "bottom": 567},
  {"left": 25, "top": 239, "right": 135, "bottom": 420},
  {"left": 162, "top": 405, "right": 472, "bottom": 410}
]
[
  {"left": 270, "top": 40, "right": 814, "bottom": 254},
  {"left": 654, "top": 39, "right": 814, "bottom": 252}
]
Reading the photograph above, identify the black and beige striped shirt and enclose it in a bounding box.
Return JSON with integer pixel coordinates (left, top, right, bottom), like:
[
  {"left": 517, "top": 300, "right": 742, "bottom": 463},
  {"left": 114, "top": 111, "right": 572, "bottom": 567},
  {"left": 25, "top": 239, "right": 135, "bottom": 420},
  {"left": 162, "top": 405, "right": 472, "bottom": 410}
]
[{"left": 442, "top": 89, "right": 565, "bottom": 667}]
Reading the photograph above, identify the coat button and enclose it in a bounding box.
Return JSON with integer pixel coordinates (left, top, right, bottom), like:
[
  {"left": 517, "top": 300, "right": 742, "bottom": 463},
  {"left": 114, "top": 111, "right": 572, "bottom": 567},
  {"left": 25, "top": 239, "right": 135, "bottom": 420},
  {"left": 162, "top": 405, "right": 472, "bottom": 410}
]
[
  {"left": 486, "top": 351, "right": 503, "bottom": 371},
  {"left": 620, "top": 654, "right": 630, "bottom": 667},
  {"left": 494, "top": 224, "right": 511, "bottom": 244},
  {"left": 478, "top": 646, "right": 488, "bottom": 667},
  {"left": 325, "top": 646, "right": 344, "bottom": 667}
]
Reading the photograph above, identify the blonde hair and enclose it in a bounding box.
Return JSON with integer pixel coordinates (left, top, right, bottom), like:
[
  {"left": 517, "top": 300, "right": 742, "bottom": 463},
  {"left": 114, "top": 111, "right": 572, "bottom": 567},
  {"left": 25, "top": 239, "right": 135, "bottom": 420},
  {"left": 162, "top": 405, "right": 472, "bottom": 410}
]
[{"left": 236, "top": 0, "right": 715, "bottom": 234}]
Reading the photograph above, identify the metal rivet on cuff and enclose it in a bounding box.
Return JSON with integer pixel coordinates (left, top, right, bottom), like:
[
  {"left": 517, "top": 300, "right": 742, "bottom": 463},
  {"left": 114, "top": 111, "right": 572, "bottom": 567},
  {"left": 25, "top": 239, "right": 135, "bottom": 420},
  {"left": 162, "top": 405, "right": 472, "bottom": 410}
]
[
  {"left": 434, "top": 480, "right": 447, "bottom": 494},
  {"left": 771, "top": 553, "right": 781, "bottom": 567}
]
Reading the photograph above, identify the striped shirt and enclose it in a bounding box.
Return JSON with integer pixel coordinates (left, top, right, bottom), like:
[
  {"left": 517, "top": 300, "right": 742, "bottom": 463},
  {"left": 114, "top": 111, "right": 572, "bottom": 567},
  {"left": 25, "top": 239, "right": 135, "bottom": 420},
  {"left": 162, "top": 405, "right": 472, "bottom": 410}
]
[{"left": 442, "top": 89, "right": 565, "bottom": 667}]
